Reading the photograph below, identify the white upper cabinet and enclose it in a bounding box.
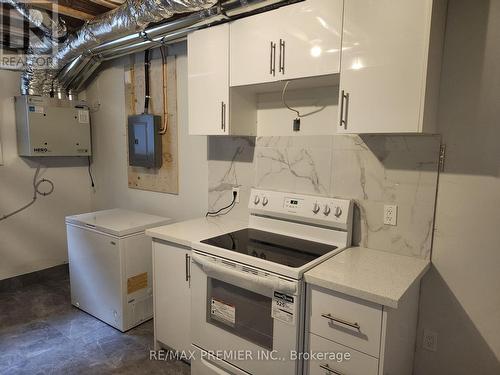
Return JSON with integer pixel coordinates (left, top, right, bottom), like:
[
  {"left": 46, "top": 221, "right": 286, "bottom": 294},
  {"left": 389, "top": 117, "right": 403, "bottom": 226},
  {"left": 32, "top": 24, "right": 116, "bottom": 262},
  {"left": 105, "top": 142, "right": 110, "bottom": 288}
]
[
  {"left": 230, "top": 10, "right": 280, "bottom": 87},
  {"left": 337, "top": 0, "right": 447, "bottom": 134},
  {"left": 188, "top": 23, "right": 257, "bottom": 136},
  {"left": 188, "top": 24, "right": 229, "bottom": 135},
  {"left": 230, "top": 0, "right": 343, "bottom": 87},
  {"left": 278, "top": 0, "right": 343, "bottom": 81}
]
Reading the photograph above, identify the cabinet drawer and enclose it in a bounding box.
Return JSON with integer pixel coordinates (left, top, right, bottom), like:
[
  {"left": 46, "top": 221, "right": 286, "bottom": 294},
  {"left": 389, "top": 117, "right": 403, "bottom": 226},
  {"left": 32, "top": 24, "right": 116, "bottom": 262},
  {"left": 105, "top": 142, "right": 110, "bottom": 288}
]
[
  {"left": 308, "top": 333, "right": 379, "bottom": 375},
  {"left": 309, "top": 285, "right": 382, "bottom": 357}
]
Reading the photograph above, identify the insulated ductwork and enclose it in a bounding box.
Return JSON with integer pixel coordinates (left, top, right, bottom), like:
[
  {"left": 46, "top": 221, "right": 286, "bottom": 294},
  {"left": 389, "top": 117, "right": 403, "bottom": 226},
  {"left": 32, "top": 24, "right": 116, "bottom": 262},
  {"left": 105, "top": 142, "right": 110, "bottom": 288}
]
[
  {"left": 8, "top": 0, "right": 298, "bottom": 96},
  {"left": 3, "top": 0, "right": 67, "bottom": 42},
  {"left": 19, "top": 0, "right": 219, "bottom": 96}
]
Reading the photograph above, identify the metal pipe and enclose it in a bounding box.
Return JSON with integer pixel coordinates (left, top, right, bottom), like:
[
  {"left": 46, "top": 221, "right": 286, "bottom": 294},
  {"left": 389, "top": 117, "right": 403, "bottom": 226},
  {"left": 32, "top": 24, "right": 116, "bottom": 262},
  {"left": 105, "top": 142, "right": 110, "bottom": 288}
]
[
  {"left": 18, "top": 0, "right": 220, "bottom": 95},
  {"left": 12, "top": 0, "right": 302, "bottom": 95},
  {"left": 68, "top": 0, "right": 301, "bottom": 91}
]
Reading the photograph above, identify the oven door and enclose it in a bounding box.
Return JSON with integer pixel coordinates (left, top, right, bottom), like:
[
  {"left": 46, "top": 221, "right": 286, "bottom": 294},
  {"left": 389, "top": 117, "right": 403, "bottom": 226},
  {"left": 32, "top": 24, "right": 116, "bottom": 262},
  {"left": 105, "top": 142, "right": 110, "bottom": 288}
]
[{"left": 191, "top": 251, "right": 302, "bottom": 375}]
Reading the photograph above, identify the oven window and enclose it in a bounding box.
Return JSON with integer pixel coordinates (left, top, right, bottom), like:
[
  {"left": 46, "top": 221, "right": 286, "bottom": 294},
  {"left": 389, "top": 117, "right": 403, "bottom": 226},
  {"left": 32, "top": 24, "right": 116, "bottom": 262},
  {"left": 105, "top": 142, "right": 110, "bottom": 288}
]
[{"left": 207, "top": 278, "right": 274, "bottom": 351}]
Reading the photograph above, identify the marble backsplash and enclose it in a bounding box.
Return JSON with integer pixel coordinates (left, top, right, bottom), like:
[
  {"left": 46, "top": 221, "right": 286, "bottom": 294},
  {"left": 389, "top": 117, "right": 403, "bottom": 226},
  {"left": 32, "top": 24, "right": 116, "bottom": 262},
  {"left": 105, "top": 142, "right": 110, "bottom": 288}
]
[{"left": 207, "top": 134, "right": 441, "bottom": 260}]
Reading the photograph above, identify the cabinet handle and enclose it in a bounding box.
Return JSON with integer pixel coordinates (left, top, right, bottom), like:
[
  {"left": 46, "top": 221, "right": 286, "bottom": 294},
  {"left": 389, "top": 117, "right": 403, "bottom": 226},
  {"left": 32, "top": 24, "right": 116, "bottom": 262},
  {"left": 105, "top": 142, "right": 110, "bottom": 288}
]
[
  {"left": 185, "top": 253, "right": 191, "bottom": 282},
  {"left": 221, "top": 101, "right": 226, "bottom": 132},
  {"left": 321, "top": 313, "right": 361, "bottom": 331},
  {"left": 279, "top": 39, "right": 285, "bottom": 74},
  {"left": 319, "top": 364, "right": 344, "bottom": 375},
  {"left": 339, "top": 90, "right": 349, "bottom": 129},
  {"left": 270, "top": 41, "right": 276, "bottom": 76}
]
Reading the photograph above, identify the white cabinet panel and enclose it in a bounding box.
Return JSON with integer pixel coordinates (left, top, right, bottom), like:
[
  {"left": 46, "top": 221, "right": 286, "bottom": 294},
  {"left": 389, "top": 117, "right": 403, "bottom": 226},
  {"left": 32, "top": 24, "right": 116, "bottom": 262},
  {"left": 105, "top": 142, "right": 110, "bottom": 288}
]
[
  {"left": 230, "top": 0, "right": 343, "bottom": 86},
  {"left": 338, "top": 0, "right": 444, "bottom": 133},
  {"left": 279, "top": 0, "right": 343, "bottom": 81},
  {"left": 188, "top": 24, "right": 229, "bottom": 135},
  {"left": 309, "top": 285, "right": 383, "bottom": 358},
  {"left": 230, "top": 9, "right": 282, "bottom": 87},
  {"left": 307, "top": 333, "right": 379, "bottom": 375},
  {"left": 153, "top": 241, "right": 191, "bottom": 354}
]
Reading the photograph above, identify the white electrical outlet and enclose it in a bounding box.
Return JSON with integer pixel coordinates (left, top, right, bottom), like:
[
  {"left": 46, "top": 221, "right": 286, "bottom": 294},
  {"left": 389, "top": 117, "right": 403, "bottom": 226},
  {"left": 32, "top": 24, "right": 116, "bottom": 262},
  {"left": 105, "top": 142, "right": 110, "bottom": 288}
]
[
  {"left": 423, "top": 329, "right": 438, "bottom": 352},
  {"left": 232, "top": 187, "right": 240, "bottom": 203},
  {"left": 384, "top": 204, "right": 398, "bottom": 226}
]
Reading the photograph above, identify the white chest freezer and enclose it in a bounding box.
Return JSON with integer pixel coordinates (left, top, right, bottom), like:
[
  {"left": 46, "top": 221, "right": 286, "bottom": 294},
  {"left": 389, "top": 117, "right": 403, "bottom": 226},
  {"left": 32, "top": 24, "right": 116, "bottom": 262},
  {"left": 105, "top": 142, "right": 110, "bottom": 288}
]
[{"left": 66, "top": 209, "right": 171, "bottom": 332}]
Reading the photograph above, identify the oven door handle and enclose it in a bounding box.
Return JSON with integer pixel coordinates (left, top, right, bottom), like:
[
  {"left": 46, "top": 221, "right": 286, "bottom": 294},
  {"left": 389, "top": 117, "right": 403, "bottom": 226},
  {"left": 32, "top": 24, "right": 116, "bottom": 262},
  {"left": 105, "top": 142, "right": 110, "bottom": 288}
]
[{"left": 192, "top": 253, "right": 297, "bottom": 296}]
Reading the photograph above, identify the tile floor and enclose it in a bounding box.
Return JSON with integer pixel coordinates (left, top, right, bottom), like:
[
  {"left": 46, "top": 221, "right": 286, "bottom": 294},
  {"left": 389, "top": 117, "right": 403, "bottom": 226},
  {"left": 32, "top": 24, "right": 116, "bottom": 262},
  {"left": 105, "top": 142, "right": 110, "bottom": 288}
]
[{"left": 0, "top": 270, "right": 190, "bottom": 375}]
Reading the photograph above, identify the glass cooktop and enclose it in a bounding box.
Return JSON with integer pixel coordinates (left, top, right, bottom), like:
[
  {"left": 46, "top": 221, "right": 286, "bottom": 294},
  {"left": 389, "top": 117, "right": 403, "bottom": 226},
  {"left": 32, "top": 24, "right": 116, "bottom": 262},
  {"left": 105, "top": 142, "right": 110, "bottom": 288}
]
[{"left": 200, "top": 228, "right": 338, "bottom": 268}]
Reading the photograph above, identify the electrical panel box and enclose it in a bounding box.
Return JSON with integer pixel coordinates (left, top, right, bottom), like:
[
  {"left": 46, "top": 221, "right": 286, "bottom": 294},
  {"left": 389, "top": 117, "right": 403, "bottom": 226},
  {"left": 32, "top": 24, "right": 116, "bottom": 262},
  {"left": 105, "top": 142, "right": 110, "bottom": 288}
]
[
  {"left": 127, "top": 114, "right": 163, "bottom": 169},
  {"left": 15, "top": 95, "right": 92, "bottom": 157}
]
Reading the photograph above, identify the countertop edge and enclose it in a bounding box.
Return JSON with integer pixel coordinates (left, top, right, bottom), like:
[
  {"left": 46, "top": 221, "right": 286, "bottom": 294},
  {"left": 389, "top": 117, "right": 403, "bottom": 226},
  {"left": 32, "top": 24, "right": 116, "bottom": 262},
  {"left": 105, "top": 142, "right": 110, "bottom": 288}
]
[
  {"left": 146, "top": 231, "right": 192, "bottom": 248},
  {"left": 304, "top": 249, "right": 432, "bottom": 309}
]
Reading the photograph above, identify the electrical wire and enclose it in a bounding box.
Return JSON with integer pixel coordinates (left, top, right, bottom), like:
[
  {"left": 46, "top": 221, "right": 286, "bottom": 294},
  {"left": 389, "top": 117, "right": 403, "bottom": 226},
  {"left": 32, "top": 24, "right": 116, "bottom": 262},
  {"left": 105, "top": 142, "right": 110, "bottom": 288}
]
[
  {"left": 206, "top": 191, "right": 238, "bottom": 217},
  {"left": 159, "top": 45, "right": 169, "bottom": 135},
  {"left": 144, "top": 49, "right": 151, "bottom": 114},
  {"left": 87, "top": 156, "right": 95, "bottom": 188},
  {"left": 281, "top": 80, "right": 327, "bottom": 118},
  {"left": 0, "top": 164, "right": 55, "bottom": 222}
]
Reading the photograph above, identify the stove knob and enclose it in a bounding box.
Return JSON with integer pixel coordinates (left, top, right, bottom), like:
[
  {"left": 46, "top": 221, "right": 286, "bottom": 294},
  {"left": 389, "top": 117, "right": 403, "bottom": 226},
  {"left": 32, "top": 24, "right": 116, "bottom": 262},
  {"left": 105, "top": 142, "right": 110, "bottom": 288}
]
[
  {"left": 323, "top": 205, "right": 331, "bottom": 216},
  {"left": 334, "top": 206, "right": 343, "bottom": 218},
  {"left": 253, "top": 195, "right": 260, "bottom": 205},
  {"left": 312, "top": 203, "right": 320, "bottom": 214},
  {"left": 262, "top": 196, "right": 269, "bottom": 206}
]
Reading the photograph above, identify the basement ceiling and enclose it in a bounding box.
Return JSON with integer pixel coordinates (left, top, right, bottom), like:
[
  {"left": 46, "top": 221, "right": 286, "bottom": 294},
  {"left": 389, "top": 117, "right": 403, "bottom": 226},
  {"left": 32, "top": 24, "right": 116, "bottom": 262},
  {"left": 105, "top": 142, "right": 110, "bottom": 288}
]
[{"left": 1, "top": 0, "right": 126, "bottom": 52}]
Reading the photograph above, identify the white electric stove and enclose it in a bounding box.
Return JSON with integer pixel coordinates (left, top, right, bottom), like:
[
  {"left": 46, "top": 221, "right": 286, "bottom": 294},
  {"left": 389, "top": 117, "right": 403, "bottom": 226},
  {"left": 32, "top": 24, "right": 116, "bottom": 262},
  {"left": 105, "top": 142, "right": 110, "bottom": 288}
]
[{"left": 190, "top": 189, "right": 353, "bottom": 375}]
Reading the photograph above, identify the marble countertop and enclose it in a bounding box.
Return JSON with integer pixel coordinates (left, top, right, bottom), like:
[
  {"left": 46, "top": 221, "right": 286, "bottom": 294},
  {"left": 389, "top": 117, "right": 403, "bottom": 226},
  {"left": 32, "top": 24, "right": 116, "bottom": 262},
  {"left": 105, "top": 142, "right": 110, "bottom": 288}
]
[
  {"left": 146, "top": 216, "right": 248, "bottom": 247},
  {"left": 305, "top": 247, "right": 430, "bottom": 309}
]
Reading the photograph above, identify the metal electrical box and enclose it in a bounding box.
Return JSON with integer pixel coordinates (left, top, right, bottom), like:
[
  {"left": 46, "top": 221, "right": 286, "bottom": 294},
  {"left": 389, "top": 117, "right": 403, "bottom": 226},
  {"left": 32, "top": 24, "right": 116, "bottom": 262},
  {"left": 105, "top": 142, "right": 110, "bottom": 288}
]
[
  {"left": 15, "top": 95, "right": 92, "bottom": 157},
  {"left": 127, "top": 114, "right": 163, "bottom": 169}
]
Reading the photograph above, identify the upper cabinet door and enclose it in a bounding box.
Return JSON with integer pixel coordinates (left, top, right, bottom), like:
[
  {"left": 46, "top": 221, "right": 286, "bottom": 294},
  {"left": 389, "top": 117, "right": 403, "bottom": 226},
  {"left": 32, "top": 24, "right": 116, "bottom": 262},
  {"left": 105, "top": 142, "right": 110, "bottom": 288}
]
[
  {"left": 188, "top": 24, "right": 229, "bottom": 135},
  {"left": 230, "top": 10, "right": 282, "bottom": 87},
  {"left": 279, "top": 0, "right": 343, "bottom": 81},
  {"left": 338, "top": 0, "right": 443, "bottom": 134},
  {"left": 230, "top": 0, "right": 343, "bottom": 87}
]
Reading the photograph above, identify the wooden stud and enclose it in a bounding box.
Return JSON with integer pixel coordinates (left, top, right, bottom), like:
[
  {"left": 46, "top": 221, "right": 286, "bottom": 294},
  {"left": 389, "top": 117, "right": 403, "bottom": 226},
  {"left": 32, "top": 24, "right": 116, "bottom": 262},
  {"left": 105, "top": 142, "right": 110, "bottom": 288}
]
[{"left": 29, "top": 1, "right": 95, "bottom": 21}]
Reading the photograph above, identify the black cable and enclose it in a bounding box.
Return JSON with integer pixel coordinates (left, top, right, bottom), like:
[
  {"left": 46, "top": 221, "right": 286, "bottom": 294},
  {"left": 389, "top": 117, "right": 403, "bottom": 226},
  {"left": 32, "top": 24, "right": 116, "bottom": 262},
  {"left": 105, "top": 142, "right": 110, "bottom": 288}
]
[
  {"left": 87, "top": 156, "right": 95, "bottom": 188},
  {"left": 206, "top": 191, "right": 238, "bottom": 217},
  {"left": 144, "top": 49, "right": 151, "bottom": 114}
]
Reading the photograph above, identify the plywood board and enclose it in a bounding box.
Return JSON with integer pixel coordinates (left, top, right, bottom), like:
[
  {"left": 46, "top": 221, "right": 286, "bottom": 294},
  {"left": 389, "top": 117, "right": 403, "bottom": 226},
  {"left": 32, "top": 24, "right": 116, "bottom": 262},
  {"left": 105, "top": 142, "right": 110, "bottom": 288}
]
[{"left": 124, "top": 49, "right": 179, "bottom": 194}]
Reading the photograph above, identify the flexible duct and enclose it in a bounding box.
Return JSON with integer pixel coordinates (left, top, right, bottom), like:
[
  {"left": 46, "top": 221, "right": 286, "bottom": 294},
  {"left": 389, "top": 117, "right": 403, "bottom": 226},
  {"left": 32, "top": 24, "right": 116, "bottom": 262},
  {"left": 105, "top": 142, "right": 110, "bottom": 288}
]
[
  {"left": 3, "top": 0, "right": 67, "bottom": 41},
  {"left": 12, "top": 0, "right": 218, "bottom": 96},
  {"left": 7, "top": 0, "right": 299, "bottom": 96},
  {"left": 63, "top": 0, "right": 298, "bottom": 92}
]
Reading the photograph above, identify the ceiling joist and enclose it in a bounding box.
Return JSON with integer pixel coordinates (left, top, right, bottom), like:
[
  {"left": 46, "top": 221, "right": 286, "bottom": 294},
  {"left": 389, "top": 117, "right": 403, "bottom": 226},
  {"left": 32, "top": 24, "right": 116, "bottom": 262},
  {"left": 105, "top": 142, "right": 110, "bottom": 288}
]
[
  {"left": 32, "top": 2, "right": 95, "bottom": 21},
  {"left": 86, "top": 0, "right": 122, "bottom": 9}
]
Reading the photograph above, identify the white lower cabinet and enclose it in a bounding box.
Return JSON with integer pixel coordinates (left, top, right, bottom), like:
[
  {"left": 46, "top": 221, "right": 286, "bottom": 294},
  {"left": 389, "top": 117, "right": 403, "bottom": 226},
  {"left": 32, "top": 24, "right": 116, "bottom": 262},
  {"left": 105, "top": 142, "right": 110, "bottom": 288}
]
[
  {"left": 308, "top": 333, "right": 379, "bottom": 375},
  {"left": 309, "top": 287, "right": 382, "bottom": 358},
  {"left": 306, "top": 283, "right": 420, "bottom": 375},
  {"left": 152, "top": 240, "right": 191, "bottom": 354}
]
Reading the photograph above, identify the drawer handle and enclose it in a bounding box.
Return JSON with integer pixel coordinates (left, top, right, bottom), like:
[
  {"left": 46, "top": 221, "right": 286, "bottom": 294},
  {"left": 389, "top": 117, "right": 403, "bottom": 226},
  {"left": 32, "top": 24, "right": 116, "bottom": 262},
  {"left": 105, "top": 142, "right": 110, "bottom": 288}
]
[
  {"left": 321, "top": 313, "right": 361, "bottom": 331},
  {"left": 319, "top": 363, "right": 344, "bottom": 375}
]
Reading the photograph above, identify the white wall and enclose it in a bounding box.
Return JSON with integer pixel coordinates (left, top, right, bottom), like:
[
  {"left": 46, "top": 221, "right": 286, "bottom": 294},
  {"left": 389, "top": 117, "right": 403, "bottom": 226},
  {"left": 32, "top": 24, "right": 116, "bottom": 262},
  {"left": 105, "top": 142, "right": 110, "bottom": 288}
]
[
  {"left": 86, "top": 44, "right": 208, "bottom": 221},
  {"left": 415, "top": 1, "right": 500, "bottom": 373},
  {"left": 0, "top": 70, "right": 92, "bottom": 280}
]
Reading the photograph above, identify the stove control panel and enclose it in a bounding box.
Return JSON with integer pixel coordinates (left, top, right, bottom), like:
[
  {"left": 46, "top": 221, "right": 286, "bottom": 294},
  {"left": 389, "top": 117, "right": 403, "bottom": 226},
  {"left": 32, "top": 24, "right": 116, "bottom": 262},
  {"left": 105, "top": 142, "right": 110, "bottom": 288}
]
[
  {"left": 284, "top": 197, "right": 303, "bottom": 210},
  {"left": 249, "top": 189, "right": 352, "bottom": 229}
]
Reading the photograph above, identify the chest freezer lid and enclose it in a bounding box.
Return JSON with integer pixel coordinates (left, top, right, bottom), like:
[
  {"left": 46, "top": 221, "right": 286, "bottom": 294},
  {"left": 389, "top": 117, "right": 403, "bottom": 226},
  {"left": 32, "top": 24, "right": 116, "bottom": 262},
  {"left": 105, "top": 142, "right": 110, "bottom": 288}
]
[{"left": 65, "top": 208, "right": 172, "bottom": 237}]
